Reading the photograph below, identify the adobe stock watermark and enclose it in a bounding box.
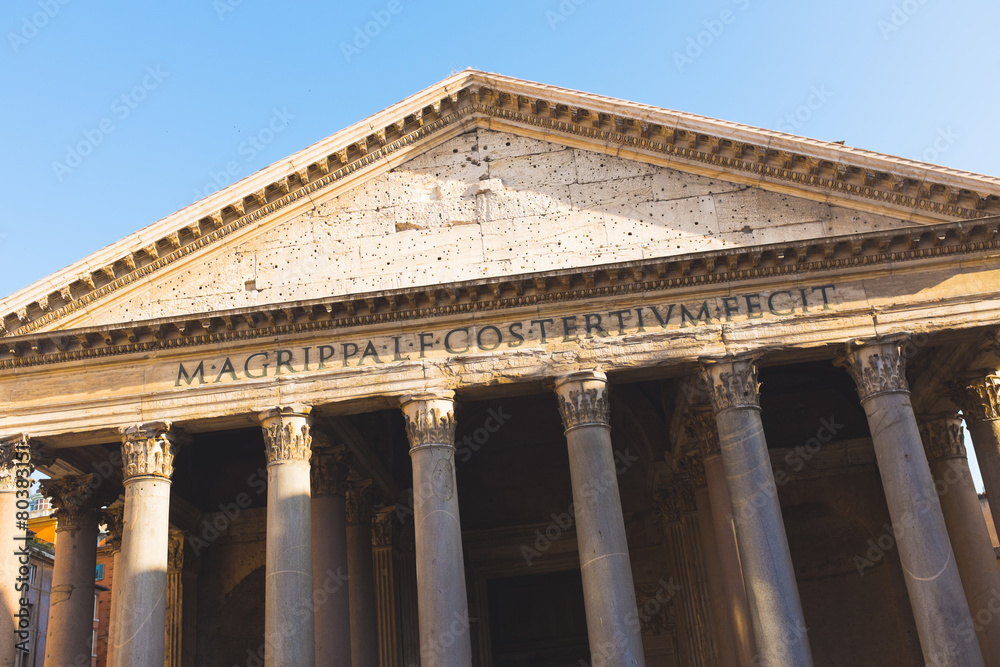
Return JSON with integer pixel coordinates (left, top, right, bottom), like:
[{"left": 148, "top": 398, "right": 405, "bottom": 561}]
[
  {"left": 545, "top": 0, "right": 587, "bottom": 31},
  {"left": 727, "top": 416, "right": 844, "bottom": 528},
  {"left": 340, "top": 0, "right": 404, "bottom": 63},
  {"left": 776, "top": 85, "right": 834, "bottom": 134},
  {"left": 672, "top": 0, "right": 752, "bottom": 73},
  {"left": 878, "top": 0, "right": 932, "bottom": 40},
  {"left": 8, "top": 0, "right": 72, "bottom": 54},
  {"left": 914, "top": 127, "right": 959, "bottom": 164},
  {"left": 213, "top": 0, "right": 244, "bottom": 21},
  {"left": 191, "top": 107, "right": 294, "bottom": 200},
  {"left": 521, "top": 448, "right": 639, "bottom": 566},
  {"left": 51, "top": 66, "right": 169, "bottom": 182}
]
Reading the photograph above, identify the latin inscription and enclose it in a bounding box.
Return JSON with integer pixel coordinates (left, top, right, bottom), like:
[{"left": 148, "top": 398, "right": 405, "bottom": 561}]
[{"left": 175, "top": 285, "right": 836, "bottom": 386}]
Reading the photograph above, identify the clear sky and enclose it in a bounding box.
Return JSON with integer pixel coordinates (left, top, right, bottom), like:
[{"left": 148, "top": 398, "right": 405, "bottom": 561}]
[{"left": 2, "top": 1, "right": 997, "bottom": 487}]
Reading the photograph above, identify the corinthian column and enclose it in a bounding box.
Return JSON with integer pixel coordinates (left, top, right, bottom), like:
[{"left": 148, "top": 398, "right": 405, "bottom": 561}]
[
  {"left": 115, "top": 422, "right": 181, "bottom": 667},
  {"left": 685, "top": 407, "right": 756, "bottom": 666},
  {"left": 400, "top": 392, "right": 472, "bottom": 667},
  {"left": 372, "top": 506, "right": 400, "bottom": 667},
  {"left": 347, "top": 480, "right": 379, "bottom": 667},
  {"left": 41, "top": 474, "right": 114, "bottom": 667},
  {"left": 258, "top": 406, "right": 316, "bottom": 667},
  {"left": 701, "top": 357, "right": 812, "bottom": 667},
  {"left": 0, "top": 435, "right": 30, "bottom": 667},
  {"left": 554, "top": 371, "right": 646, "bottom": 667},
  {"left": 102, "top": 498, "right": 124, "bottom": 667},
  {"left": 918, "top": 413, "right": 1000, "bottom": 663},
  {"left": 952, "top": 371, "right": 1000, "bottom": 533},
  {"left": 164, "top": 527, "right": 185, "bottom": 667},
  {"left": 311, "top": 447, "right": 351, "bottom": 667},
  {"left": 840, "top": 340, "right": 983, "bottom": 666}
]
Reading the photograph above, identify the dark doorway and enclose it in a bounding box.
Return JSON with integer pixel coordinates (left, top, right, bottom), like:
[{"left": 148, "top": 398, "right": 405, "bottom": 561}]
[{"left": 487, "top": 570, "right": 590, "bottom": 666}]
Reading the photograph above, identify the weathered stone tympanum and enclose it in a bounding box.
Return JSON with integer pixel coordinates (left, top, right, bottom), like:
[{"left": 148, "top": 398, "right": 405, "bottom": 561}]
[{"left": 3, "top": 71, "right": 1000, "bottom": 665}]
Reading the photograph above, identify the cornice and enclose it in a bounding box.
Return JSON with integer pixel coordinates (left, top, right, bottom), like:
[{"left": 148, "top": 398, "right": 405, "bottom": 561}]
[
  {"left": 3, "top": 72, "right": 1000, "bottom": 338},
  {"left": 0, "top": 217, "right": 998, "bottom": 371}
]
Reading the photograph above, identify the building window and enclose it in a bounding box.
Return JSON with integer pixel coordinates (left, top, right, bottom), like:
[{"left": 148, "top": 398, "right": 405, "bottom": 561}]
[
  {"left": 95, "top": 563, "right": 104, "bottom": 581},
  {"left": 93, "top": 594, "right": 99, "bottom": 621},
  {"left": 28, "top": 565, "right": 36, "bottom": 586}
]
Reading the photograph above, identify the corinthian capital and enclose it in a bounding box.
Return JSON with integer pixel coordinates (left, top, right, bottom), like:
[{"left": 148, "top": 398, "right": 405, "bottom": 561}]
[
  {"left": 346, "top": 479, "right": 376, "bottom": 526},
  {"left": 683, "top": 407, "right": 720, "bottom": 458},
  {"left": 101, "top": 497, "right": 125, "bottom": 552},
  {"left": 837, "top": 339, "right": 909, "bottom": 401},
  {"left": 918, "top": 413, "right": 966, "bottom": 463},
  {"left": 311, "top": 447, "right": 351, "bottom": 497},
  {"left": 119, "top": 422, "right": 181, "bottom": 481},
  {"left": 40, "top": 474, "right": 114, "bottom": 533},
  {"left": 401, "top": 393, "right": 456, "bottom": 448},
  {"left": 702, "top": 357, "right": 760, "bottom": 412},
  {"left": 951, "top": 372, "right": 1000, "bottom": 423},
  {"left": 258, "top": 406, "right": 313, "bottom": 465},
  {"left": 0, "top": 434, "right": 30, "bottom": 492},
  {"left": 554, "top": 371, "right": 610, "bottom": 431}
]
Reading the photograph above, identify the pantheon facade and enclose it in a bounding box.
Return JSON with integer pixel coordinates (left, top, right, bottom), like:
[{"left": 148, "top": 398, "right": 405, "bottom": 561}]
[{"left": 2, "top": 71, "right": 1000, "bottom": 666}]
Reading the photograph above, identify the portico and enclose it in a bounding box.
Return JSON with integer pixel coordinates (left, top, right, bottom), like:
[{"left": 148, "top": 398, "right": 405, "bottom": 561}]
[{"left": 2, "top": 71, "right": 1000, "bottom": 666}]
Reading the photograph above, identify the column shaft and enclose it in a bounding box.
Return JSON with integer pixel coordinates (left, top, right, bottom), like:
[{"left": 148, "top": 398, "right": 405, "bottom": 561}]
[
  {"left": 703, "top": 454, "right": 756, "bottom": 665},
  {"left": 695, "top": 484, "right": 738, "bottom": 667},
  {"left": 401, "top": 393, "right": 472, "bottom": 667},
  {"left": 311, "top": 449, "right": 351, "bottom": 667},
  {"left": 920, "top": 414, "right": 1000, "bottom": 664},
  {"left": 841, "top": 341, "right": 983, "bottom": 666},
  {"left": 703, "top": 358, "right": 812, "bottom": 666},
  {"left": 115, "top": 477, "right": 171, "bottom": 666},
  {"left": 115, "top": 422, "right": 179, "bottom": 667},
  {"left": 42, "top": 474, "right": 110, "bottom": 667},
  {"left": 555, "top": 371, "right": 646, "bottom": 667},
  {"left": 952, "top": 373, "right": 1000, "bottom": 535},
  {"left": 259, "top": 406, "right": 315, "bottom": 667},
  {"left": 372, "top": 507, "right": 400, "bottom": 667},
  {"left": 164, "top": 528, "right": 184, "bottom": 667},
  {"left": 102, "top": 499, "right": 124, "bottom": 667},
  {"left": 347, "top": 481, "right": 379, "bottom": 667}
]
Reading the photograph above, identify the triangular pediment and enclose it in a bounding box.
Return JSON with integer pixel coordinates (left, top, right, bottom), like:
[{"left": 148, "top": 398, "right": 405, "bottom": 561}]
[{"left": 3, "top": 70, "right": 999, "bottom": 336}]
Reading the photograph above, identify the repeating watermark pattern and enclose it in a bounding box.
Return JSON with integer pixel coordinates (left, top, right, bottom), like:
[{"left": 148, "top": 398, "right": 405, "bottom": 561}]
[
  {"left": 213, "top": 0, "right": 244, "bottom": 21},
  {"left": 914, "top": 126, "right": 960, "bottom": 164},
  {"left": 8, "top": 0, "right": 72, "bottom": 54},
  {"left": 545, "top": 0, "right": 587, "bottom": 31},
  {"left": 852, "top": 456, "right": 964, "bottom": 576},
  {"left": 521, "top": 448, "right": 639, "bottom": 566},
  {"left": 52, "top": 66, "right": 169, "bottom": 182},
  {"left": 727, "top": 416, "right": 844, "bottom": 528},
  {"left": 396, "top": 405, "right": 514, "bottom": 523},
  {"left": 672, "top": 0, "right": 752, "bottom": 73},
  {"left": 775, "top": 85, "right": 834, "bottom": 134},
  {"left": 878, "top": 0, "right": 932, "bottom": 40},
  {"left": 340, "top": 0, "right": 404, "bottom": 63},
  {"left": 190, "top": 107, "right": 294, "bottom": 200},
  {"left": 236, "top": 566, "right": 350, "bottom": 666},
  {"left": 188, "top": 466, "right": 267, "bottom": 555}
]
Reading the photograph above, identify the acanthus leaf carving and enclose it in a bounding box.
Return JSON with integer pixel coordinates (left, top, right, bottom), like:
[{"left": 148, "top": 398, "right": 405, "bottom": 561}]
[
  {"left": 838, "top": 340, "right": 909, "bottom": 400},
  {"left": 918, "top": 414, "right": 966, "bottom": 463},
  {"left": 402, "top": 397, "right": 456, "bottom": 448},
  {"left": 951, "top": 373, "right": 1000, "bottom": 423},
  {"left": 703, "top": 359, "right": 760, "bottom": 412},
  {"left": 119, "top": 422, "right": 179, "bottom": 481},
  {"left": 258, "top": 407, "right": 313, "bottom": 465}
]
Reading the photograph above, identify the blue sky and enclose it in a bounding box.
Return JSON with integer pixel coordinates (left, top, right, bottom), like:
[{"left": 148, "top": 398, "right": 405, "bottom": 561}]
[{"left": 2, "top": 1, "right": 997, "bottom": 485}]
